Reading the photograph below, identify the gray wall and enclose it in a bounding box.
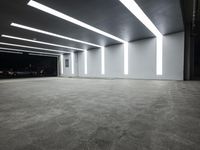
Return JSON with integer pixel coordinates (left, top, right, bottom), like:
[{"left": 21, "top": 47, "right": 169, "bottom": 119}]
[{"left": 65, "top": 32, "right": 184, "bottom": 80}]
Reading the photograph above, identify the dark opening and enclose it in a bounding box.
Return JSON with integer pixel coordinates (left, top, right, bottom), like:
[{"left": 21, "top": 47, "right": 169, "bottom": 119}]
[{"left": 0, "top": 52, "right": 58, "bottom": 78}]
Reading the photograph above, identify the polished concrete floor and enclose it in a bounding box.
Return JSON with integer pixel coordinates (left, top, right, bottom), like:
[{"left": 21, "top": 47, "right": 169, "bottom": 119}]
[{"left": 0, "top": 77, "right": 200, "bottom": 150}]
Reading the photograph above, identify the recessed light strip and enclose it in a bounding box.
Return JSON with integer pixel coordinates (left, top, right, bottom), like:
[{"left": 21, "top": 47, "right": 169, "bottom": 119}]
[
  {"left": 11, "top": 23, "right": 102, "bottom": 48},
  {"left": 28, "top": 0, "right": 125, "bottom": 43},
  {"left": 60, "top": 54, "right": 64, "bottom": 75},
  {"left": 0, "top": 49, "right": 23, "bottom": 54},
  {"left": 0, "top": 47, "right": 60, "bottom": 56},
  {"left": 119, "top": 0, "right": 162, "bottom": 37},
  {"left": 71, "top": 52, "right": 75, "bottom": 74},
  {"left": 124, "top": 42, "right": 128, "bottom": 75},
  {"left": 119, "top": 0, "right": 163, "bottom": 75},
  {"left": 101, "top": 47, "right": 105, "bottom": 75},
  {"left": 29, "top": 53, "right": 59, "bottom": 57},
  {"left": 0, "top": 42, "right": 69, "bottom": 54},
  {"left": 84, "top": 50, "right": 88, "bottom": 75},
  {"left": 1, "top": 34, "right": 84, "bottom": 51}
]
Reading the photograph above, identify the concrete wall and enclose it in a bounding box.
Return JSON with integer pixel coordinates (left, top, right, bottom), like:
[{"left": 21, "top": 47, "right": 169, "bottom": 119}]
[{"left": 64, "top": 32, "right": 184, "bottom": 80}]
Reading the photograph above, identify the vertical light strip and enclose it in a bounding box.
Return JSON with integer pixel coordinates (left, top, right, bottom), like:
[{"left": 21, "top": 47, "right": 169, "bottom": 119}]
[
  {"left": 71, "top": 52, "right": 75, "bottom": 75},
  {"left": 60, "top": 54, "right": 64, "bottom": 75},
  {"left": 156, "top": 36, "right": 163, "bottom": 75},
  {"left": 119, "top": 0, "right": 163, "bottom": 75},
  {"left": 84, "top": 50, "right": 88, "bottom": 75},
  {"left": 124, "top": 42, "right": 129, "bottom": 75},
  {"left": 101, "top": 47, "right": 105, "bottom": 75}
]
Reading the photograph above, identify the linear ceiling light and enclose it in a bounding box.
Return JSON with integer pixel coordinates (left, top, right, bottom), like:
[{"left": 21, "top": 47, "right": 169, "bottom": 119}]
[
  {"left": 0, "top": 49, "right": 23, "bottom": 54},
  {"left": 119, "top": 0, "right": 162, "bottom": 37},
  {"left": 28, "top": 0, "right": 125, "bottom": 43},
  {"left": 1, "top": 34, "right": 84, "bottom": 51},
  {"left": 0, "top": 42, "right": 69, "bottom": 54},
  {"left": 11, "top": 23, "right": 102, "bottom": 48},
  {"left": 119, "top": 0, "right": 163, "bottom": 75},
  {"left": 0, "top": 47, "right": 60, "bottom": 56},
  {"left": 29, "top": 53, "right": 58, "bottom": 57}
]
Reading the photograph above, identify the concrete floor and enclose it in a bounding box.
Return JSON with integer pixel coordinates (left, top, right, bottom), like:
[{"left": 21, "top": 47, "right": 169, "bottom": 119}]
[{"left": 0, "top": 78, "right": 200, "bottom": 150}]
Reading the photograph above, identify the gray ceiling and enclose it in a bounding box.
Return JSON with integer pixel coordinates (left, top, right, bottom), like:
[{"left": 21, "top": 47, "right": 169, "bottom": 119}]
[{"left": 0, "top": 0, "right": 184, "bottom": 53}]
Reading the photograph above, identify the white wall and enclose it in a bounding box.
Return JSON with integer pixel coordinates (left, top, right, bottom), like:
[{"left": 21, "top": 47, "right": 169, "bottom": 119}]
[
  {"left": 105, "top": 44, "right": 124, "bottom": 78},
  {"left": 128, "top": 38, "right": 157, "bottom": 79},
  {"left": 87, "top": 48, "right": 102, "bottom": 77},
  {"left": 63, "top": 53, "right": 78, "bottom": 77},
  {"left": 65, "top": 32, "right": 184, "bottom": 80},
  {"left": 161, "top": 32, "right": 184, "bottom": 80}
]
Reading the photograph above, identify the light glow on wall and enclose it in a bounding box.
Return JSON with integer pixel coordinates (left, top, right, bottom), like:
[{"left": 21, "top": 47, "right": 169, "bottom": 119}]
[
  {"left": 124, "top": 42, "right": 129, "bottom": 75},
  {"left": 119, "top": 0, "right": 163, "bottom": 75},
  {"left": 1, "top": 34, "right": 85, "bottom": 51},
  {"left": 60, "top": 54, "right": 64, "bottom": 75},
  {"left": 0, "top": 42, "right": 68, "bottom": 53},
  {"left": 28, "top": 0, "right": 125, "bottom": 43},
  {"left": 71, "top": 52, "right": 75, "bottom": 74},
  {"left": 11, "top": 23, "right": 102, "bottom": 48},
  {"left": 84, "top": 50, "right": 88, "bottom": 75},
  {"left": 101, "top": 47, "right": 105, "bottom": 75}
]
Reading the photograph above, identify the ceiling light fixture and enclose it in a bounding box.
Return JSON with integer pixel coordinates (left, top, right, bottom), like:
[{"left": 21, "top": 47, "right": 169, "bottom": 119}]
[
  {"left": 119, "top": 0, "right": 163, "bottom": 75},
  {"left": 29, "top": 53, "right": 59, "bottom": 57},
  {"left": 27, "top": 0, "right": 125, "bottom": 43},
  {"left": 1, "top": 34, "right": 84, "bottom": 51},
  {"left": 0, "top": 47, "right": 60, "bottom": 56},
  {"left": 11, "top": 23, "right": 102, "bottom": 48},
  {"left": 0, "top": 49, "right": 23, "bottom": 54},
  {"left": 119, "top": 0, "right": 162, "bottom": 37},
  {"left": 0, "top": 42, "right": 69, "bottom": 54}
]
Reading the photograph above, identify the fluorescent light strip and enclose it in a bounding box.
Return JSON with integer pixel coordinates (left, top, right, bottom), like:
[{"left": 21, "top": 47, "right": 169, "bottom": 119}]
[
  {"left": 0, "top": 49, "right": 23, "bottom": 54},
  {"left": 71, "top": 52, "right": 75, "bottom": 74},
  {"left": 0, "top": 42, "right": 68, "bottom": 54},
  {"left": 0, "top": 47, "right": 60, "bottom": 56},
  {"left": 28, "top": 0, "right": 125, "bottom": 43},
  {"left": 11, "top": 23, "right": 102, "bottom": 48},
  {"left": 156, "top": 36, "right": 163, "bottom": 75},
  {"left": 84, "top": 50, "right": 88, "bottom": 75},
  {"left": 124, "top": 42, "right": 128, "bottom": 75},
  {"left": 1, "top": 34, "right": 84, "bottom": 51},
  {"left": 60, "top": 54, "right": 64, "bottom": 75},
  {"left": 101, "top": 47, "right": 105, "bottom": 75},
  {"left": 119, "top": 0, "right": 163, "bottom": 75},
  {"left": 29, "top": 53, "right": 58, "bottom": 57},
  {"left": 119, "top": 0, "right": 162, "bottom": 37}
]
